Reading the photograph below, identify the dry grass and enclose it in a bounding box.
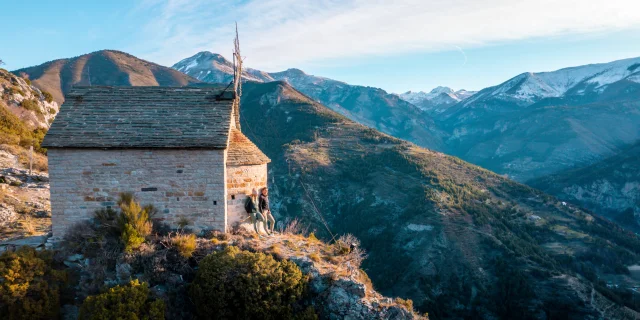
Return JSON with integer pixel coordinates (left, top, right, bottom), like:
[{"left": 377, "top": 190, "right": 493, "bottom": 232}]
[
  {"left": 394, "top": 298, "right": 414, "bottom": 310},
  {"left": 268, "top": 244, "right": 282, "bottom": 258},
  {"left": 309, "top": 252, "right": 321, "bottom": 262},
  {"left": 0, "top": 144, "right": 48, "bottom": 172},
  {"left": 171, "top": 233, "right": 197, "bottom": 258},
  {"left": 20, "top": 214, "right": 36, "bottom": 235},
  {"left": 357, "top": 269, "right": 375, "bottom": 292},
  {"left": 281, "top": 218, "right": 309, "bottom": 235}
]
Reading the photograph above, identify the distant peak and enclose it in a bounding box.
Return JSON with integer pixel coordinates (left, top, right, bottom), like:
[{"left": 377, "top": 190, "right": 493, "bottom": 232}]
[
  {"left": 194, "top": 51, "right": 230, "bottom": 63},
  {"left": 285, "top": 68, "right": 306, "bottom": 76},
  {"left": 429, "top": 86, "right": 454, "bottom": 94}
]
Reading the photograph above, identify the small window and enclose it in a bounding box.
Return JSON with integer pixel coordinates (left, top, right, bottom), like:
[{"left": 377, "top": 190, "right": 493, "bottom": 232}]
[
  {"left": 231, "top": 195, "right": 236, "bottom": 200},
  {"left": 213, "top": 201, "right": 217, "bottom": 205}
]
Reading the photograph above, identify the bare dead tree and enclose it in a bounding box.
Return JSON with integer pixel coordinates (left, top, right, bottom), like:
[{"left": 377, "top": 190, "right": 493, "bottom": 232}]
[
  {"left": 0, "top": 58, "right": 4, "bottom": 66},
  {"left": 232, "top": 23, "right": 243, "bottom": 98}
]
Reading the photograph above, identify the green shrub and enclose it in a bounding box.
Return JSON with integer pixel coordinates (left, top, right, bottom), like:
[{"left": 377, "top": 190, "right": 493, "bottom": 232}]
[
  {"left": 42, "top": 91, "right": 53, "bottom": 103},
  {"left": 117, "top": 193, "right": 153, "bottom": 252},
  {"left": 20, "top": 99, "right": 41, "bottom": 114},
  {"left": 94, "top": 207, "right": 120, "bottom": 236},
  {"left": 190, "top": 246, "right": 313, "bottom": 320},
  {"left": 79, "top": 280, "right": 164, "bottom": 320},
  {"left": 172, "top": 233, "right": 196, "bottom": 258},
  {"left": 5, "top": 86, "right": 25, "bottom": 97},
  {"left": 0, "top": 247, "right": 67, "bottom": 320}
]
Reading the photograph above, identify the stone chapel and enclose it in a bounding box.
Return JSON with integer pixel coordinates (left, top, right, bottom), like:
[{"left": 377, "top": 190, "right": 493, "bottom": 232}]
[{"left": 42, "top": 86, "right": 270, "bottom": 239}]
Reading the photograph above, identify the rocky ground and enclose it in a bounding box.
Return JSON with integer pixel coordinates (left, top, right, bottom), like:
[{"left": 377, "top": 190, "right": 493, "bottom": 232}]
[
  {"left": 245, "top": 230, "right": 421, "bottom": 319},
  {"left": 0, "top": 146, "right": 51, "bottom": 247},
  {"left": 54, "top": 222, "right": 424, "bottom": 320}
]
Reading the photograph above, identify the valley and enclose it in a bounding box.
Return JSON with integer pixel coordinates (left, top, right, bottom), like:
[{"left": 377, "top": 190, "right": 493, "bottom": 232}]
[
  {"left": 173, "top": 51, "right": 640, "bottom": 232},
  {"left": 238, "top": 80, "right": 640, "bottom": 318}
]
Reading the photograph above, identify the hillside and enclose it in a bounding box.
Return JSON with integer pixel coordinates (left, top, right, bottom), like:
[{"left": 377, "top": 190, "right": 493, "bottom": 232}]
[
  {"left": 0, "top": 68, "right": 54, "bottom": 240},
  {"left": 530, "top": 141, "right": 640, "bottom": 232},
  {"left": 14, "top": 50, "right": 201, "bottom": 104},
  {"left": 174, "top": 52, "right": 446, "bottom": 150},
  {"left": 1, "top": 68, "right": 58, "bottom": 132},
  {"left": 238, "top": 80, "right": 640, "bottom": 319},
  {"left": 437, "top": 57, "right": 640, "bottom": 182}
]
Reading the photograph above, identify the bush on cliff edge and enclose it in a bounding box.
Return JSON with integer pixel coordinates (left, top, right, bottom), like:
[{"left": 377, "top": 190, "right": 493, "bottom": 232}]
[{"left": 190, "top": 246, "right": 316, "bottom": 320}]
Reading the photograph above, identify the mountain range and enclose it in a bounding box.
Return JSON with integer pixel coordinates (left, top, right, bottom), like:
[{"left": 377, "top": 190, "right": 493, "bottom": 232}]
[
  {"left": 8, "top": 50, "right": 640, "bottom": 318},
  {"left": 13, "top": 49, "right": 640, "bottom": 231},
  {"left": 172, "top": 51, "right": 640, "bottom": 230},
  {"left": 438, "top": 56, "right": 640, "bottom": 182},
  {"left": 238, "top": 80, "right": 640, "bottom": 319},
  {"left": 173, "top": 51, "right": 446, "bottom": 150},
  {"left": 398, "top": 87, "right": 476, "bottom": 114}
]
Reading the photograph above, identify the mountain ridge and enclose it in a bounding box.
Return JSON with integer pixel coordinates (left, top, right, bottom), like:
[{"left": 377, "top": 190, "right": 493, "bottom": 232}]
[
  {"left": 13, "top": 50, "right": 202, "bottom": 104},
  {"left": 173, "top": 51, "right": 640, "bottom": 229},
  {"left": 437, "top": 55, "right": 640, "bottom": 181},
  {"left": 399, "top": 86, "right": 476, "bottom": 114},
  {"left": 174, "top": 51, "right": 447, "bottom": 150}
]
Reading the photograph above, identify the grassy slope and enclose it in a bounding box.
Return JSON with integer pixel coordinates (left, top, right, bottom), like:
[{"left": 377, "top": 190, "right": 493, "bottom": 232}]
[
  {"left": 240, "top": 81, "right": 640, "bottom": 319},
  {"left": 13, "top": 50, "right": 202, "bottom": 104}
]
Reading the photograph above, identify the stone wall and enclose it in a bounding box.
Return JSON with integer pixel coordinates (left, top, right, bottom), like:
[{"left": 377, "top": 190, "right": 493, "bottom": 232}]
[
  {"left": 48, "top": 148, "right": 227, "bottom": 238},
  {"left": 226, "top": 164, "right": 268, "bottom": 227}
]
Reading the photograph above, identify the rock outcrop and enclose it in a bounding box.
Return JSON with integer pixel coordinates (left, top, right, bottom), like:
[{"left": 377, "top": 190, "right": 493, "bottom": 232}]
[
  {"left": 1, "top": 68, "right": 59, "bottom": 129},
  {"left": 0, "top": 146, "right": 50, "bottom": 245}
]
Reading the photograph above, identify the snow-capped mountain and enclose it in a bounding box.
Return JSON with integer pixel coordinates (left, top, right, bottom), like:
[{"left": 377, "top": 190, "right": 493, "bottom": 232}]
[
  {"left": 439, "top": 56, "right": 640, "bottom": 183},
  {"left": 172, "top": 52, "right": 447, "bottom": 150},
  {"left": 173, "top": 51, "right": 640, "bottom": 186},
  {"left": 462, "top": 56, "right": 640, "bottom": 106},
  {"left": 173, "top": 51, "right": 273, "bottom": 84},
  {"left": 399, "top": 86, "right": 476, "bottom": 113}
]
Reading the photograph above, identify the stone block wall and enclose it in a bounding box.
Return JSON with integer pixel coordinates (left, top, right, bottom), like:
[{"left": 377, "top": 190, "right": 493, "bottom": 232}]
[
  {"left": 226, "top": 164, "right": 268, "bottom": 227},
  {"left": 48, "top": 148, "right": 227, "bottom": 239}
]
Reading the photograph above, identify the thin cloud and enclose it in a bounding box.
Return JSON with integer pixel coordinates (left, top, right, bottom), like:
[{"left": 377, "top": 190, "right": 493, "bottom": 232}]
[
  {"left": 130, "top": 0, "right": 640, "bottom": 70},
  {"left": 454, "top": 46, "right": 468, "bottom": 66}
]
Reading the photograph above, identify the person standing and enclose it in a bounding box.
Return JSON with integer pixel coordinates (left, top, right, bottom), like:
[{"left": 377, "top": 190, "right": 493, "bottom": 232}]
[
  {"left": 246, "top": 189, "right": 266, "bottom": 235},
  {"left": 259, "top": 187, "right": 276, "bottom": 235}
]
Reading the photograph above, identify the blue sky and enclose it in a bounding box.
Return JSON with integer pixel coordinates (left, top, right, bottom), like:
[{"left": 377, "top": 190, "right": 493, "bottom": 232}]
[{"left": 2, "top": 0, "right": 640, "bottom": 93}]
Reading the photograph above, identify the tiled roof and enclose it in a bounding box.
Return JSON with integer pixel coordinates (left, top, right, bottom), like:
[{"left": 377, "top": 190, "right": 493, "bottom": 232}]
[
  {"left": 226, "top": 129, "right": 271, "bottom": 166},
  {"left": 42, "top": 86, "right": 235, "bottom": 149}
]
